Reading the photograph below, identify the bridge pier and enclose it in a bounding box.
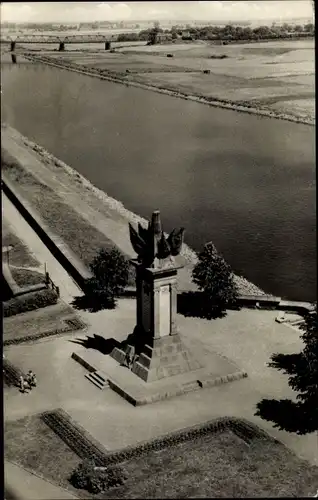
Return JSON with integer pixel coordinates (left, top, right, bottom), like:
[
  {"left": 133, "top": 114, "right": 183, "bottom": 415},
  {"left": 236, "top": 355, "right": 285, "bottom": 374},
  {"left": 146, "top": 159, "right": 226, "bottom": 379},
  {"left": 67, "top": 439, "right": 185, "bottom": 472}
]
[
  {"left": 10, "top": 41, "right": 16, "bottom": 52},
  {"left": 105, "top": 41, "right": 111, "bottom": 50},
  {"left": 58, "top": 42, "right": 65, "bottom": 52}
]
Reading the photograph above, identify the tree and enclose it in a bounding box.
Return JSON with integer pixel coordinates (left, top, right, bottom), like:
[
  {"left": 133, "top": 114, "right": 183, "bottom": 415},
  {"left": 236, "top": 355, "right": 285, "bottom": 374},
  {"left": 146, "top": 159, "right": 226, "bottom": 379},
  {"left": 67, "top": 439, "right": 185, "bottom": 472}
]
[
  {"left": 255, "top": 305, "right": 318, "bottom": 435},
  {"left": 304, "top": 23, "right": 314, "bottom": 33},
  {"left": 192, "top": 241, "right": 238, "bottom": 312},
  {"left": 148, "top": 27, "right": 159, "bottom": 45},
  {"left": 86, "top": 247, "right": 129, "bottom": 308},
  {"left": 171, "top": 27, "right": 178, "bottom": 40}
]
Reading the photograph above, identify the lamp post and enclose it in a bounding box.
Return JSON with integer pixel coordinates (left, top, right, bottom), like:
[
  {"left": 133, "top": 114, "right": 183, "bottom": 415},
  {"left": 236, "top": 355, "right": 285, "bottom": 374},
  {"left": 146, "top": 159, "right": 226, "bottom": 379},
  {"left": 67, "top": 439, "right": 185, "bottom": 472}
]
[{"left": 6, "top": 245, "right": 14, "bottom": 267}]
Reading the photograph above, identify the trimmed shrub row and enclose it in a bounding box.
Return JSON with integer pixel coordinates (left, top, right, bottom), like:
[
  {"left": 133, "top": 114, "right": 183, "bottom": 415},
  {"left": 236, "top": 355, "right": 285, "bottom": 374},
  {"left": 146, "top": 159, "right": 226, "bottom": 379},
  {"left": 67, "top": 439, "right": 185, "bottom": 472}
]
[
  {"left": 41, "top": 410, "right": 276, "bottom": 468},
  {"left": 227, "top": 418, "right": 278, "bottom": 444},
  {"left": 3, "top": 289, "right": 58, "bottom": 317},
  {"left": 3, "top": 318, "right": 86, "bottom": 346},
  {"left": 3, "top": 359, "right": 25, "bottom": 387},
  {"left": 41, "top": 408, "right": 109, "bottom": 466}
]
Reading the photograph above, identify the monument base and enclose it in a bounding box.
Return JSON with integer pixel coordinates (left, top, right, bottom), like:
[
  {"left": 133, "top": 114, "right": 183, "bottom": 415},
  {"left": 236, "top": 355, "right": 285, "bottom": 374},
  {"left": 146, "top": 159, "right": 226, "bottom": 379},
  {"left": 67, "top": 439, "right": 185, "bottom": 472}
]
[
  {"left": 72, "top": 342, "right": 248, "bottom": 406},
  {"left": 111, "top": 333, "right": 203, "bottom": 382},
  {"left": 134, "top": 334, "right": 203, "bottom": 382}
]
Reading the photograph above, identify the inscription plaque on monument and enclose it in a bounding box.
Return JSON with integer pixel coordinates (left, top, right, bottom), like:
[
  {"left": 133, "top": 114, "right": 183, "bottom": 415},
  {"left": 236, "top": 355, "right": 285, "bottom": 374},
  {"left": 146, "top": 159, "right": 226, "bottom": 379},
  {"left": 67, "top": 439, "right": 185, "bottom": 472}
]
[{"left": 159, "top": 284, "right": 170, "bottom": 337}]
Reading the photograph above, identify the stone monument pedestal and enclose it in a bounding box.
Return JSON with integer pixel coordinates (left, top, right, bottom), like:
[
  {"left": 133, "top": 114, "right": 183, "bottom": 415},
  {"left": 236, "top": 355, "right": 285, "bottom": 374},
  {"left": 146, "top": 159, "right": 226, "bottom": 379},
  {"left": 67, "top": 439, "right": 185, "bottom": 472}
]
[
  {"left": 131, "top": 333, "right": 202, "bottom": 382},
  {"left": 111, "top": 260, "right": 202, "bottom": 382}
]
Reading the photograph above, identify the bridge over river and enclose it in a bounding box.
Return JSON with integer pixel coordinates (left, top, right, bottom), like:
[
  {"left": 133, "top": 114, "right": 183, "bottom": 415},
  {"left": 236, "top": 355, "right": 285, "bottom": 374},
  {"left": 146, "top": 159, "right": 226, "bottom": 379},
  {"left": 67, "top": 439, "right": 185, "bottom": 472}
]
[{"left": 1, "top": 33, "right": 123, "bottom": 51}]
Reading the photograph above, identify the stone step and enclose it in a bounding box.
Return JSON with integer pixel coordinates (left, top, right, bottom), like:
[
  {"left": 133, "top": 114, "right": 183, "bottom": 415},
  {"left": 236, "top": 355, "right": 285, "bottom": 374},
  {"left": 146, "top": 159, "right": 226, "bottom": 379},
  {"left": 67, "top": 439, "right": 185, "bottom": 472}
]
[
  {"left": 182, "top": 380, "right": 201, "bottom": 393},
  {"left": 85, "top": 370, "right": 109, "bottom": 390}
]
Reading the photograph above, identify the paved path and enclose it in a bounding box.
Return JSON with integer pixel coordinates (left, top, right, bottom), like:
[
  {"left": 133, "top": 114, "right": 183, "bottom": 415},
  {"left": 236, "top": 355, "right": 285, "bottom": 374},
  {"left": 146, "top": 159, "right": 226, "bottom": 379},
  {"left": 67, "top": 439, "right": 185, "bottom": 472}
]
[
  {"left": 5, "top": 460, "right": 77, "bottom": 499},
  {"left": 2, "top": 192, "right": 126, "bottom": 331},
  {"left": 2, "top": 194, "right": 83, "bottom": 304}
]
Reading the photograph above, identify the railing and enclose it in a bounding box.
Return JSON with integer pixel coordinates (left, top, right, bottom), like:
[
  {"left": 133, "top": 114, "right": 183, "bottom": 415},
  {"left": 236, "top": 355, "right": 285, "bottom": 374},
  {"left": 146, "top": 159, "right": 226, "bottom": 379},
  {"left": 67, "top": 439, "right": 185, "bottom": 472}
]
[
  {"left": 0, "top": 33, "right": 119, "bottom": 43},
  {"left": 45, "top": 271, "right": 60, "bottom": 298}
]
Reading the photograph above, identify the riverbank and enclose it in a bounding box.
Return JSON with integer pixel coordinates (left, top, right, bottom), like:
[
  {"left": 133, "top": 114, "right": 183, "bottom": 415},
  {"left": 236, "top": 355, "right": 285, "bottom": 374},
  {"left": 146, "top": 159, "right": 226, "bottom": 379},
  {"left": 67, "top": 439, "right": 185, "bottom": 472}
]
[
  {"left": 1, "top": 123, "right": 266, "bottom": 296},
  {"left": 21, "top": 52, "right": 314, "bottom": 126}
]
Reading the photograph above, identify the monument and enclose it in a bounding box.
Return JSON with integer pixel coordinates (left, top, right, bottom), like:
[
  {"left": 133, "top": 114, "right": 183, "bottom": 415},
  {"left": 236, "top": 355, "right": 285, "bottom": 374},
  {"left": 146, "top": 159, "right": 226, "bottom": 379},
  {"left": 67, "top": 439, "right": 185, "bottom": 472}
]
[
  {"left": 73, "top": 209, "right": 247, "bottom": 403},
  {"left": 111, "top": 210, "right": 202, "bottom": 382}
]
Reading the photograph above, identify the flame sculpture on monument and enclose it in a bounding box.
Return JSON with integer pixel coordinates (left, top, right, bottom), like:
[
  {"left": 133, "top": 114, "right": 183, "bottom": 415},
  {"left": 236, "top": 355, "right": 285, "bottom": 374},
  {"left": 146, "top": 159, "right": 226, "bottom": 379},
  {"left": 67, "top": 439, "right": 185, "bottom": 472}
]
[{"left": 128, "top": 210, "right": 185, "bottom": 269}]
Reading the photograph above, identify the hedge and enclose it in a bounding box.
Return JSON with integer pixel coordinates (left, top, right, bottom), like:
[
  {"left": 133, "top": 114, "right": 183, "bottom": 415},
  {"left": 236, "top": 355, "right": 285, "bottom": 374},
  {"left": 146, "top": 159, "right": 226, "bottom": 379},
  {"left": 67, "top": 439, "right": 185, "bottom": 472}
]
[
  {"left": 3, "top": 317, "right": 86, "bottom": 346},
  {"left": 41, "top": 409, "right": 278, "bottom": 468},
  {"left": 3, "top": 289, "right": 58, "bottom": 317},
  {"left": 41, "top": 408, "right": 109, "bottom": 466},
  {"left": 3, "top": 359, "right": 25, "bottom": 386}
]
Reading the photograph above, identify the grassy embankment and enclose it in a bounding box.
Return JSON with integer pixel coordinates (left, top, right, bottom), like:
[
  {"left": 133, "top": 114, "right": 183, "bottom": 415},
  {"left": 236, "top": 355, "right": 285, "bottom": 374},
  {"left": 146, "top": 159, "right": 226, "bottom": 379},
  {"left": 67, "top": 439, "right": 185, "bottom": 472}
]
[
  {"left": 1, "top": 126, "right": 266, "bottom": 296},
  {"left": 5, "top": 413, "right": 318, "bottom": 498}
]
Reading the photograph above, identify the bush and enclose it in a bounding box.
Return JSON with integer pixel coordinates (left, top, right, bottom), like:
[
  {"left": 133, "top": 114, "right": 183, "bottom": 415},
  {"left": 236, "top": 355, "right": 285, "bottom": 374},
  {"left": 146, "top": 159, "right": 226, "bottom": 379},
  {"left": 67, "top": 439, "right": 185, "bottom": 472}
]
[
  {"left": 86, "top": 247, "right": 129, "bottom": 308},
  {"left": 3, "top": 289, "right": 58, "bottom": 317},
  {"left": 70, "top": 460, "right": 126, "bottom": 493},
  {"left": 192, "top": 242, "right": 238, "bottom": 314}
]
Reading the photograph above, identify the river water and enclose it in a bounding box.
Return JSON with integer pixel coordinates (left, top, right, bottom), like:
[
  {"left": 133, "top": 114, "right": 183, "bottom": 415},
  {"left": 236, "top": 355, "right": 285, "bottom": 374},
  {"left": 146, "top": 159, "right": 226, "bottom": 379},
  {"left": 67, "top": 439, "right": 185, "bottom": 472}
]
[{"left": 1, "top": 61, "right": 316, "bottom": 301}]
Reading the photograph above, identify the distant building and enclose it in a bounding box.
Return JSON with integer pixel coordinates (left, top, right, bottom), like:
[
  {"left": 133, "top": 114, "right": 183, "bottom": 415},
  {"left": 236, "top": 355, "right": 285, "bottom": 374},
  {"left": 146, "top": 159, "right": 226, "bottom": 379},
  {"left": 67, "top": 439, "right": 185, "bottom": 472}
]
[{"left": 156, "top": 33, "right": 173, "bottom": 43}]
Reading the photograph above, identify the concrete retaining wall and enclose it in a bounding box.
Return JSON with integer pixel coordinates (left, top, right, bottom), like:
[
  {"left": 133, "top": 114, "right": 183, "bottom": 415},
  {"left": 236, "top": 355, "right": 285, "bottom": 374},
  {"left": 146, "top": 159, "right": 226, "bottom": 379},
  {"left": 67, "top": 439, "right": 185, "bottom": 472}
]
[
  {"left": 2, "top": 176, "right": 92, "bottom": 292},
  {"left": 237, "top": 294, "right": 282, "bottom": 309},
  {"left": 237, "top": 294, "right": 313, "bottom": 314}
]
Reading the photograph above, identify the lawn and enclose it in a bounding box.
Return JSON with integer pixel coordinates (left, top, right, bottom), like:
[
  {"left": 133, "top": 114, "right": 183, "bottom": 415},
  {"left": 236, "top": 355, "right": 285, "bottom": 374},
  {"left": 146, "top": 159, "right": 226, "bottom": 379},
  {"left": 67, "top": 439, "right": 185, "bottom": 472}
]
[
  {"left": 10, "top": 267, "right": 45, "bottom": 287},
  {"left": 3, "top": 301, "right": 85, "bottom": 345},
  {"left": 105, "top": 431, "right": 318, "bottom": 499},
  {"left": 4, "top": 415, "right": 81, "bottom": 488},
  {"left": 2, "top": 218, "right": 40, "bottom": 269},
  {"left": 48, "top": 39, "right": 314, "bottom": 122},
  {"left": 4, "top": 414, "right": 318, "bottom": 498}
]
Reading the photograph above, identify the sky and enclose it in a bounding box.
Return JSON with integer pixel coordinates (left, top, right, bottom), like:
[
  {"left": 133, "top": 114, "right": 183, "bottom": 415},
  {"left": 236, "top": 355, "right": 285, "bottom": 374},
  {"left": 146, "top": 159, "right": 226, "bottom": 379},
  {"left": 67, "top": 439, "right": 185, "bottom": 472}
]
[{"left": 0, "top": 1, "right": 314, "bottom": 24}]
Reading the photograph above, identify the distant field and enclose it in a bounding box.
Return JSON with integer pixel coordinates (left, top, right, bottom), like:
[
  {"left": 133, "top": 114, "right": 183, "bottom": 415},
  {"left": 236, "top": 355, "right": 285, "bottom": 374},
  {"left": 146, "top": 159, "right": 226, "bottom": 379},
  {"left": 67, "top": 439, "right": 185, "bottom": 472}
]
[
  {"left": 38, "top": 39, "right": 314, "bottom": 121},
  {"left": 2, "top": 37, "right": 314, "bottom": 121}
]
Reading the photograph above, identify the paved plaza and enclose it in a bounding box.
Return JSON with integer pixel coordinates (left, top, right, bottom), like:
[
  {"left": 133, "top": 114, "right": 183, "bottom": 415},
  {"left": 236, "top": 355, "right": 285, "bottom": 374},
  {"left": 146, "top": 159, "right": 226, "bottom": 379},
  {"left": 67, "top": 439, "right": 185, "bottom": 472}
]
[{"left": 4, "top": 299, "right": 317, "bottom": 466}]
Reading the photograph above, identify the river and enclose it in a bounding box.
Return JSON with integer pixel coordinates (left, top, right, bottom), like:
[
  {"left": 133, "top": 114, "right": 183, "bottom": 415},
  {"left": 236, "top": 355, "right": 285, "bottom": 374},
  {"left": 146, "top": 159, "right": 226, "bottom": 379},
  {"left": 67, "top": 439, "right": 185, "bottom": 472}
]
[{"left": 1, "top": 60, "right": 316, "bottom": 301}]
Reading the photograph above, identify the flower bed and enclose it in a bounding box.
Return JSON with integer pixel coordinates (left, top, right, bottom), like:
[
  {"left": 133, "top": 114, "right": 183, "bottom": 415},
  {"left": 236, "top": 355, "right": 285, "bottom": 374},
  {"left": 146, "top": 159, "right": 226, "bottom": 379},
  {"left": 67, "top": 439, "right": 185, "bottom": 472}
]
[
  {"left": 3, "top": 359, "right": 25, "bottom": 387},
  {"left": 3, "top": 317, "right": 86, "bottom": 346},
  {"left": 41, "top": 408, "right": 109, "bottom": 466},
  {"left": 3, "top": 289, "right": 58, "bottom": 317},
  {"left": 41, "top": 409, "right": 277, "bottom": 468}
]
